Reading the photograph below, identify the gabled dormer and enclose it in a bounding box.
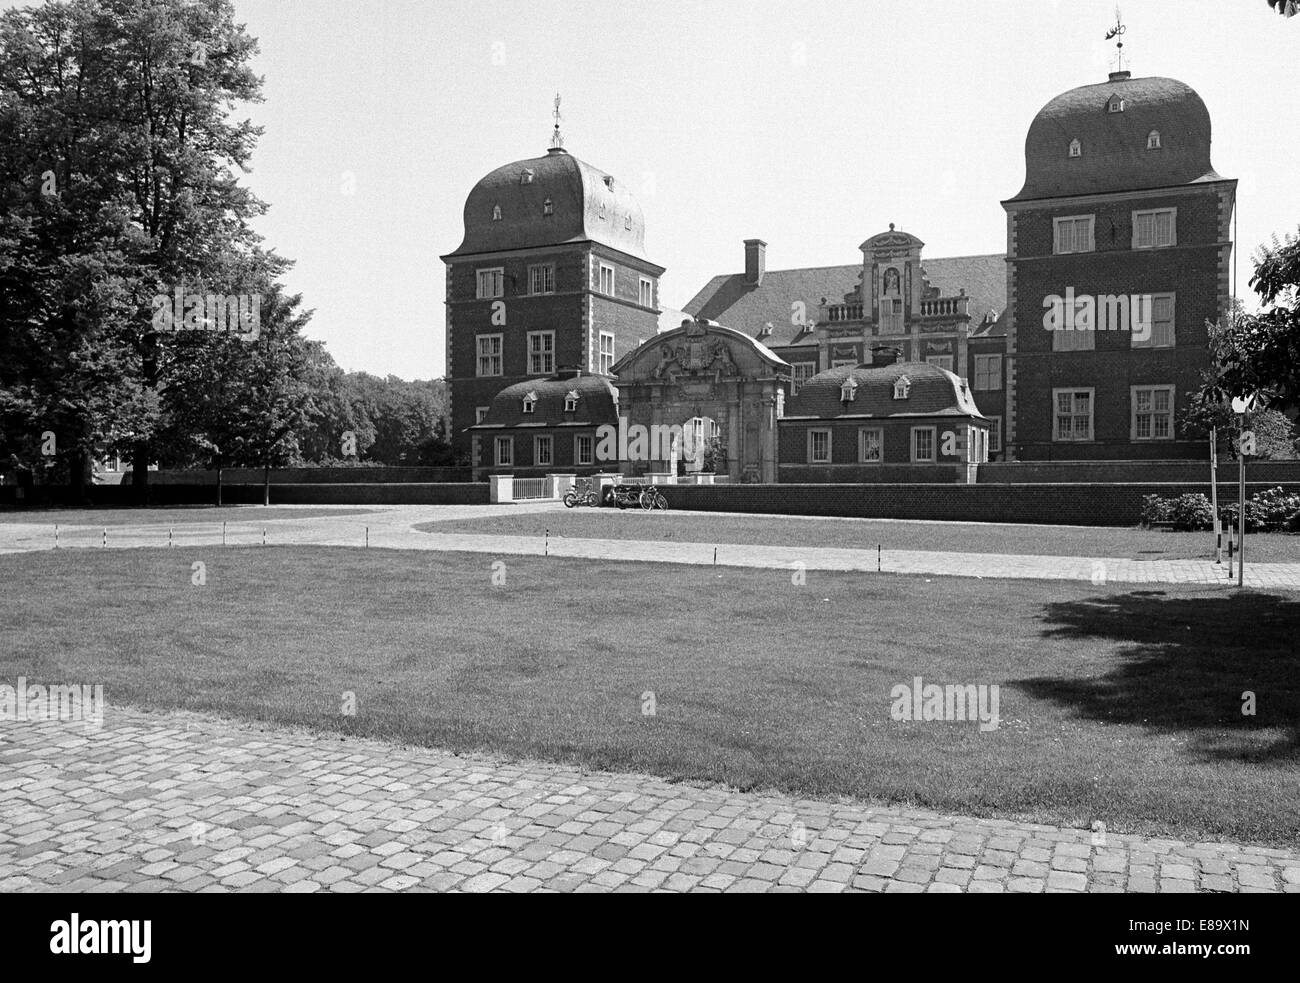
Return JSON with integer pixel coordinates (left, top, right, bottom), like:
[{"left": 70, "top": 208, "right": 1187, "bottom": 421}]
[{"left": 893, "top": 376, "right": 912, "bottom": 400}]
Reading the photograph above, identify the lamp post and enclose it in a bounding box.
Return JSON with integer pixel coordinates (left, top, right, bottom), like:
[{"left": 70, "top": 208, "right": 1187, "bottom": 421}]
[{"left": 1230, "top": 395, "right": 1256, "bottom": 589}]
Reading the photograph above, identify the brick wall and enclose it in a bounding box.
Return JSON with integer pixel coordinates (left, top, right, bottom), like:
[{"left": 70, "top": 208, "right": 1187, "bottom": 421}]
[
  {"left": 0, "top": 482, "right": 489, "bottom": 509},
  {"left": 657, "top": 482, "right": 1300, "bottom": 527},
  {"left": 978, "top": 460, "right": 1300, "bottom": 484},
  {"left": 133, "top": 467, "right": 473, "bottom": 485}
]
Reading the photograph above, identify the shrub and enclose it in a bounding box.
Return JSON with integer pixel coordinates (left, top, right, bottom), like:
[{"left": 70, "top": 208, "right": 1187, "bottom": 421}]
[
  {"left": 1250, "top": 486, "right": 1300, "bottom": 530},
  {"left": 1140, "top": 494, "right": 1173, "bottom": 527},
  {"left": 1168, "top": 493, "right": 1215, "bottom": 531}
]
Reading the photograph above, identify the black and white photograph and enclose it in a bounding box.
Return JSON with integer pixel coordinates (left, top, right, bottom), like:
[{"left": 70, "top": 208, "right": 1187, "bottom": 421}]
[{"left": 0, "top": 0, "right": 1296, "bottom": 967}]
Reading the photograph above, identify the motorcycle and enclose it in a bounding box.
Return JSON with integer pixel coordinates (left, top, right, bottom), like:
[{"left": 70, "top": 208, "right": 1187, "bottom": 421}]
[
  {"left": 606, "top": 484, "right": 645, "bottom": 509},
  {"left": 563, "top": 480, "right": 598, "bottom": 508}
]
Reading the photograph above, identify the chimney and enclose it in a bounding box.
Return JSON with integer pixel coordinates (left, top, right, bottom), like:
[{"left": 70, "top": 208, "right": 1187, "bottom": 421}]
[
  {"left": 744, "top": 239, "right": 766, "bottom": 286},
  {"left": 870, "top": 346, "right": 902, "bottom": 367}
]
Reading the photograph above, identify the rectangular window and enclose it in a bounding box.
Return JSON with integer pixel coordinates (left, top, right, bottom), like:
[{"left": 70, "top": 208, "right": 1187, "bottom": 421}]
[
  {"left": 599, "top": 332, "right": 616, "bottom": 374},
  {"left": 859, "top": 427, "right": 883, "bottom": 463},
  {"left": 1053, "top": 388, "right": 1094, "bottom": 442},
  {"left": 528, "top": 264, "right": 555, "bottom": 295},
  {"left": 639, "top": 277, "right": 653, "bottom": 307},
  {"left": 1053, "top": 215, "right": 1095, "bottom": 254},
  {"left": 475, "top": 406, "right": 490, "bottom": 424},
  {"left": 973, "top": 354, "right": 1002, "bottom": 391},
  {"left": 1132, "top": 292, "right": 1176, "bottom": 349},
  {"left": 790, "top": 362, "right": 816, "bottom": 395},
  {"left": 534, "top": 435, "right": 553, "bottom": 466},
  {"left": 575, "top": 434, "right": 594, "bottom": 466},
  {"left": 476, "top": 268, "right": 504, "bottom": 299},
  {"left": 881, "top": 298, "right": 903, "bottom": 334},
  {"left": 1132, "top": 385, "right": 1175, "bottom": 440},
  {"left": 494, "top": 436, "right": 512, "bottom": 466},
  {"left": 925, "top": 355, "right": 954, "bottom": 372},
  {"left": 476, "top": 334, "right": 503, "bottom": 377},
  {"left": 598, "top": 263, "right": 615, "bottom": 296},
  {"left": 911, "top": 427, "right": 936, "bottom": 463},
  {"left": 527, "top": 330, "right": 555, "bottom": 375},
  {"left": 1132, "top": 208, "right": 1177, "bottom": 249},
  {"left": 987, "top": 416, "right": 1002, "bottom": 453},
  {"left": 1052, "top": 319, "right": 1096, "bottom": 352},
  {"left": 809, "top": 429, "right": 831, "bottom": 464}
]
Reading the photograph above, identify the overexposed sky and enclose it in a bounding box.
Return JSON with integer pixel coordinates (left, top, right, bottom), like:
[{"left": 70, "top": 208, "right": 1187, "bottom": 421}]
[{"left": 17, "top": 0, "right": 1300, "bottom": 378}]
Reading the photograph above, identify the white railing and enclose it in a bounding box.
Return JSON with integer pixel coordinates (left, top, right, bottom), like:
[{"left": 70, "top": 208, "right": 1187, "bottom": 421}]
[{"left": 512, "top": 477, "right": 549, "bottom": 500}]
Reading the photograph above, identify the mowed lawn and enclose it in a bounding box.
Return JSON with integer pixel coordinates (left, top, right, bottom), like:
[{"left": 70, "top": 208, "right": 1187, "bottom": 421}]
[
  {"left": 421, "top": 510, "right": 1300, "bottom": 563},
  {"left": 1, "top": 547, "right": 1297, "bottom": 846},
  {"left": 0, "top": 506, "right": 375, "bottom": 526}
]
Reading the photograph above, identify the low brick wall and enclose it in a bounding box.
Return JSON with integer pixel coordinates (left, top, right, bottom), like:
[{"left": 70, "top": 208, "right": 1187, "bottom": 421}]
[
  {"left": 978, "top": 460, "right": 1300, "bottom": 484},
  {"left": 0, "top": 482, "right": 490, "bottom": 509},
  {"left": 658, "top": 482, "right": 1300, "bottom": 527},
  {"left": 128, "top": 466, "right": 473, "bottom": 485}
]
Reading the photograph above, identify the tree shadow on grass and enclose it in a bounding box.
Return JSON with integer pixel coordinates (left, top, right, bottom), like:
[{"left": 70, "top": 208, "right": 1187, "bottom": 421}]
[{"left": 1021, "top": 590, "right": 1300, "bottom": 765}]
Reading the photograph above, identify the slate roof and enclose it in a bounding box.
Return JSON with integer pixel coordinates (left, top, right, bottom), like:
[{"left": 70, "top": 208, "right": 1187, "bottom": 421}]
[
  {"left": 468, "top": 373, "right": 618, "bottom": 430},
  {"left": 1009, "top": 74, "right": 1226, "bottom": 202},
  {"left": 682, "top": 254, "right": 1006, "bottom": 349},
  {"left": 784, "top": 361, "right": 987, "bottom": 421},
  {"left": 443, "top": 148, "right": 651, "bottom": 261}
]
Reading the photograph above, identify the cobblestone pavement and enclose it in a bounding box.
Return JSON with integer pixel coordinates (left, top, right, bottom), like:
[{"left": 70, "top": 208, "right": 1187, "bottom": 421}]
[
  {"left": 1, "top": 707, "right": 1297, "bottom": 894},
  {"left": 1, "top": 503, "right": 1297, "bottom": 589}
]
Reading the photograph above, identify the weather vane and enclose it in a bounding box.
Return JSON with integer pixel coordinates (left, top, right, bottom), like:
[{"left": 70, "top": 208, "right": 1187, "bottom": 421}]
[
  {"left": 1105, "top": 7, "right": 1127, "bottom": 73},
  {"left": 550, "top": 93, "right": 564, "bottom": 150}
]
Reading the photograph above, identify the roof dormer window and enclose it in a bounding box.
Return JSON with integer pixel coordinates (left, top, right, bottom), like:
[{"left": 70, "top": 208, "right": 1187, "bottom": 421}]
[
  {"left": 1107, "top": 96, "right": 1125, "bottom": 113},
  {"left": 522, "top": 391, "right": 538, "bottom": 414},
  {"left": 542, "top": 198, "right": 553, "bottom": 216},
  {"left": 1069, "top": 139, "right": 1082, "bottom": 158},
  {"left": 840, "top": 377, "right": 858, "bottom": 403},
  {"left": 893, "top": 376, "right": 912, "bottom": 400},
  {"left": 603, "top": 175, "right": 614, "bottom": 189},
  {"left": 520, "top": 169, "right": 535, "bottom": 184},
  {"left": 564, "top": 390, "right": 580, "bottom": 413},
  {"left": 758, "top": 323, "right": 774, "bottom": 338},
  {"left": 492, "top": 204, "right": 502, "bottom": 221},
  {"left": 1147, "top": 130, "right": 1161, "bottom": 150}
]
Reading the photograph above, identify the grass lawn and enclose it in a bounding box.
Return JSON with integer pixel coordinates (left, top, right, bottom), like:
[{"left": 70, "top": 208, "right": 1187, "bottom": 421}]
[
  {"left": 0, "top": 506, "right": 376, "bottom": 526},
  {"left": 1, "top": 547, "right": 1296, "bottom": 847},
  {"left": 420, "top": 510, "right": 1300, "bottom": 564}
]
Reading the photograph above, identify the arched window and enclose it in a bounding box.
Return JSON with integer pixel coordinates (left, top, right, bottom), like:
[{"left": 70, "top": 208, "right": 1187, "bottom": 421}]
[
  {"left": 893, "top": 376, "right": 912, "bottom": 400},
  {"left": 1147, "top": 130, "right": 1161, "bottom": 150},
  {"left": 492, "top": 204, "right": 502, "bottom": 221},
  {"left": 840, "top": 377, "right": 858, "bottom": 403},
  {"left": 564, "top": 390, "right": 579, "bottom": 413},
  {"left": 542, "top": 198, "right": 553, "bottom": 216},
  {"left": 522, "top": 392, "right": 538, "bottom": 414},
  {"left": 1069, "top": 139, "right": 1082, "bottom": 158},
  {"left": 520, "top": 169, "right": 534, "bottom": 185}
]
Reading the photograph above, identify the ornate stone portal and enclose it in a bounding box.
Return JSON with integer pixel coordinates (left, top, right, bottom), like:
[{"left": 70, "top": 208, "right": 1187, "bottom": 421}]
[{"left": 611, "top": 318, "right": 790, "bottom": 483}]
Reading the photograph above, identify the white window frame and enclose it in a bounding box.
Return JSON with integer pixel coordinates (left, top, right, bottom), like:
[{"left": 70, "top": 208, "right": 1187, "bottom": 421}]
[
  {"left": 987, "top": 416, "right": 1002, "bottom": 453},
  {"left": 1053, "top": 387, "right": 1095, "bottom": 442},
  {"left": 476, "top": 267, "right": 504, "bottom": 299},
  {"left": 639, "top": 277, "right": 653, "bottom": 308},
  {"left": 1131, "top": 385, "right": 1175, "bottom": 441},
  {"left": 598, "top": 332, "right": 616, "bottom": 374},
  {"left": 893, "top": 376, "right": 911, "bottom": 400},
  {"left": 475, "top": 406, "right": 490, "bottom": 424},
  {"left": 808, "top": 429, "right": 832, "bottom": 464},
  {"left": 911, "top": 426, "right": 936, "bottom": 463},
  {"left": 791, "top": 362, "right": 816, "bottom": 395},
  {"left": 859, "top": 427, "right": 883, "bottom": 464},
  {"left": 564, "top": 390, "right": 579, "bottom": 413},
  {"left": 575, "top": 433, "right": 594, "bottom": 466},
  {"left": 1069, "top": 138, "right": 1082, "bottom": 158},
  {"left": 1132, "top": 208, "right": 1177, "bottom": 250},
  {"left": 1131, "top": 292, "right": 1176, "bottom": 349},
  {"left": 527, "top": 330, "right": 555, "bottom": 375},
  {"left": 1147, "top": 130, "right": 1161, "bottom": 150},
  {"left": 598, "top": 263, "right": 615, "bottom": 296},
  {"left": 494, "top": 436, "right": 512, "bottom": 466},
  {"left": 542, "top": 198, "right": 553, "bottom": 216},
  {"left": 491, "top": 204, "right": 502, "bottom": 221},
  {"left": 1053, "top": 215, "right": 1095, "bottom": 254},
  {"left": 528, "top": 263, "right": 555, "bottom": 295},
  {"left": 534, "top": 434, "right": 553, "bottom": 466},
  {"left": 973, "top": 353, "right": 1002, "bottom": 391},
  {"left": 476, "top": 334, "right": 503, "bottom": 377}
]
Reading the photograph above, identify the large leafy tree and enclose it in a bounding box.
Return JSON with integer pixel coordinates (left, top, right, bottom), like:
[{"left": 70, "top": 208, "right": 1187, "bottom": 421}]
[
  {"left": 0, "top": 0, "right": 274, "bottom": 500},
  {"left": 1268, "top": 1, "right": 1299, "bottom": 17},
  {"left": 1203, "top": 228, "right": 1300, "bottom": 413}
]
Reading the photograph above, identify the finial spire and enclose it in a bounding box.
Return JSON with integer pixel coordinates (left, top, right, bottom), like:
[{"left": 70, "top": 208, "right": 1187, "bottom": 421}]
[
  {"left": 550, "top": 93, "right": 564, "bottom": 150},
  {"left": 1105, "top": 7, "right": 1128, "bottom": 75}
]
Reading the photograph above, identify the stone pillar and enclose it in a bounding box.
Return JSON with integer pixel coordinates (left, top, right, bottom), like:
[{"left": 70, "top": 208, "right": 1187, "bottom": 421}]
[{"left": 489, "top": 474, "right": 514, "bottom": 503}]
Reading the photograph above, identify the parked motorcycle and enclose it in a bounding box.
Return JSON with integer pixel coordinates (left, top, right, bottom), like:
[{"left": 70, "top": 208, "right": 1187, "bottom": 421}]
[{"left": 563, "top": 480, "right": 598, "bottom": 508}]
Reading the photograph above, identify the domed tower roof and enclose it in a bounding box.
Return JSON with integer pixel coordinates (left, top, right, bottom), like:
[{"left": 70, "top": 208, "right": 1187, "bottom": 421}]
[
  {"left": 445, "top": 147, "right": 649, "bottom": 259},
  {"left": 1009, "top": 72, "right": 1224, "bottom": 201}
]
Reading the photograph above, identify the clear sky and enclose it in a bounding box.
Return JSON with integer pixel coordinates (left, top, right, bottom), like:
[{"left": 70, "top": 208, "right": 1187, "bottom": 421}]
[{"left": 21, "top": 0, "right": 1300, "bottom": 379}]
